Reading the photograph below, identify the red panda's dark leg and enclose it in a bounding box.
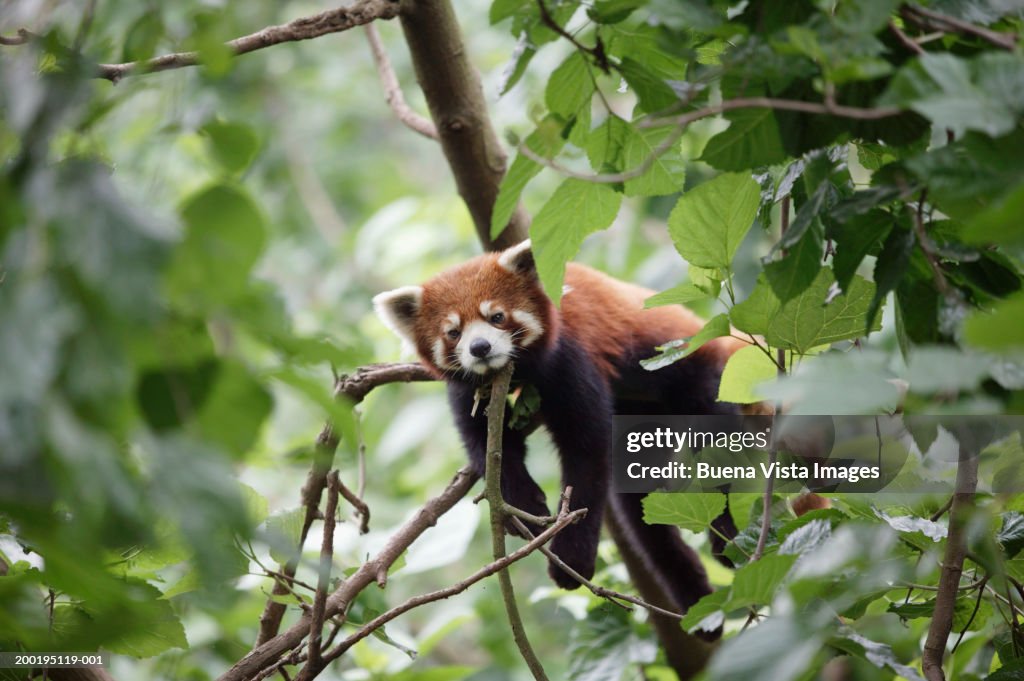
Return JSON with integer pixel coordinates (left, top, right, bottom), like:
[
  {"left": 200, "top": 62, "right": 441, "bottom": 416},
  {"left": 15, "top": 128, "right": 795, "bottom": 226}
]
[
  {"left": 533, "top": 337, "right": 612, "bottom": 589},
  {"left": 447, "top": 381, "right": 550, "bottom": 536}
]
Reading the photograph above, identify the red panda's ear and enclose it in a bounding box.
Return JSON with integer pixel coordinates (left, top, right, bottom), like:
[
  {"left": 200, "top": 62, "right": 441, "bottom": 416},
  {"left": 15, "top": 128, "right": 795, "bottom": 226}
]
[
  {"left": 373, "top": 286, "right": 423, "bottom": 345},
  {"left": 497, "top": 239, "right": 536, "bottom": 278}
]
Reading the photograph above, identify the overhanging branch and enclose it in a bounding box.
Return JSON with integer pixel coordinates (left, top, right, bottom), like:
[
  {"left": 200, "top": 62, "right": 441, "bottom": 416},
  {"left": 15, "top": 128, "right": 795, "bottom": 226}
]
[{"left": 2, "top": 0, "right": 403, "bottom": 82}]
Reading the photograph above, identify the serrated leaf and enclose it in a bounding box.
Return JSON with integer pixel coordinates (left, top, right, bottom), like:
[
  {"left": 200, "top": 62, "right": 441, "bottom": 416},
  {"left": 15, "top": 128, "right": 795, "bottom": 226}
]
[
  {"left": 618, "top": 57, "right": 679, "bottom": 113},
  {"left": 546, "top": 52, "right": 594, "bottom": 117},
  {"left": 530, "top": 179, "right": 622, "bottom": 303},
  {"left": 680, "top": 589, "right": 728, "bottom": 633},
  {"left": 732, "top": 269, "right": 882, "bottom": 353},
  {"left": 765, "top": 227, "right": 824, "bottom": 304},
  {"left": 727, "top": 553, "right": 796, "bottom": 609},
  {"left": 778, "top": 518, "right": 832, "bottom": 555},
  {"left": 491, "top": 117, "right": 566, "bottom": 238},
  {"left": 668, "top": 173, "right": 760, "bottom": 269},
  {"left": 644, "top": 283, "right": 711, "bottom": 309},
  {"left": 640, "top": 314, "right": 730, "bottom": 371},
  {"left": 266, "top": 507, "right": 305, "bottom": 565},
  {"left": 622, "top": 125, "right": 686, "bottom": 197},
  {"left": 829, "top": 629, "right": 924, "bottom": 681},
  {"left": 830, "top": 209, "right": 896, "bottom": 293},
  {"left": 642, "top": 492, "right": 726, "bottom": 531},
  {"left": 868, "top": 226, "right": 915, "bottom": 330},
  {"left": 718, "top": 345, "right": 778, "bottom": 404},
  {"left": 701, "top": 108, "right": 787, "bottom": 171},
  {"left": 998, "top": 512, "right": 1024, "bottom": 557},
  {"left": 568, "top": 605, "right": 657, "bottom": 681}
]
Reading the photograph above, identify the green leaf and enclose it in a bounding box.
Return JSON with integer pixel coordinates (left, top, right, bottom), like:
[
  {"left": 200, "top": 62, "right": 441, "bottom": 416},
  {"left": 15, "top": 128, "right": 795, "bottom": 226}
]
[
  {"left": 701, "top": 109, "right": 787, "bottom": 171},
  {"left": 101, "top": 587, "right": 187, "bottom": 657},
  {"left": 906, "top": 346, "right": 991, "bottom": 393},
  {"left": 642, "top": 493, "right": 726, "bottom": 532},
  {"left": 640, "top": 314, "right": 730, "bottom": 371},
  {"left": 964, "top": 182, "right": 1024, "bottom": 246},
  {"left": 668, "top": 173, "right": 760, "bottom": 269},
  {"left": 882, "top": 53, "right": 1024, "bottom": 138},
  {"left": 830, "top": 209, "right": 896, "bottom": 293},
  {"left": 622, "top": 125, "right": 686, "bottom": 197},
  {"left": 707, "top": 616, "right": 822, "bottom": 681},
  {"left": 758, "top": 350, "right": 901, "bottom": 415},
  {"left": 200, "top": 120, "right": 261, "bottom": 174},
  {"left": 718, "top": 345, "right": 778, "bottom": 404},
  {"left": 829, "top": 629, "right": 925, "bottom": 681},
  {"left": 964, "top": 292, "right": 1024, "bottom": 351},
  {"left": 491, "top": 116, "right": 566, "bottom": 238},
  {"left": 166, "top": 184, "right": 268, "bottom": 309},
  {"left": 998, "top": 512, "right": 1024, "bottom": 557},
  {"left": 121, "top": 12, "right": 164, "bottom": 63},
  {"left": 680, "top": 589, "right": 728, "bottom": 634},
  {"left": 727, "top": 553, "right": 796, "bottom": 609},
  {"left": 868, "top": 226, "right": 915, "bottom": 330},
  {"left": 546, "top": 52, "right": 595, "bottom": 117},
  {"left": 567, "top": 605, "right": 657, "bottom": 681},
  {"left": 778, "top": 518, "right": 832, "bottom": 555},
  {"left": 644, "top": 283, "right": 711, "bottom": 309},
  {"left": 732, "top": 270, "right": 882, "bottom": 353},
  {"left": 889, "top": 598, "right": 991, "bottom": 633},
  {"left": 266, "top": 507, "right": 305, "bottom": 566},
  {"left": 765, "top": 227, "right": 824, "bottom": 304},
  {"left": 530, "top": 179, "right": 622, "bottom": 303},
  {"left": 618, "top": 58, "right": 678, "bottom": 114}
]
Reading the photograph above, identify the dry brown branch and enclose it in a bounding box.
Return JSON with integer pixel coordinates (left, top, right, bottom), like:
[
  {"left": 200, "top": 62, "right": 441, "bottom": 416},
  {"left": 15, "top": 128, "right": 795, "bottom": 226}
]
[
  {"left": 364, "top": 24, "right": 438, "bottom": 140},
  {"left": 255, "top": 362, "right": 435, "bottom": 646},
  {"left": 311, "top": 501, "right": 587, "bottom": 670},
  {"left": 219, "top": 468, "right": 478, "bottom": 681},
  {"left": 305, "top": 471, "right": 340, "bottom": 674},
  {"left": 888, "top": 20, "right": 927, "bottom": 55},
  {"left": 510, "top": 516, "right": 686, "bottom": 620},
  {"left": 922, "top": 450, "right": 980, "bottom": 681},
  {"left": 483, "top": 364, "right": 550, "bottom": 681},
  {"left": 901, "top": 4, "right": 1018, "bottom": 51},
  {"left": 3, "top": 0, "right": 401, "bottom": 82}
]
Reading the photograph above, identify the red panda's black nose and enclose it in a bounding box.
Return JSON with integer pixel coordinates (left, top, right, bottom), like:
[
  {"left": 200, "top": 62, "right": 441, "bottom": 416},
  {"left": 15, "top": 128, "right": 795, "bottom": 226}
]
[{"left": 469, "top": 338, "right": 492, "bottom": 358}]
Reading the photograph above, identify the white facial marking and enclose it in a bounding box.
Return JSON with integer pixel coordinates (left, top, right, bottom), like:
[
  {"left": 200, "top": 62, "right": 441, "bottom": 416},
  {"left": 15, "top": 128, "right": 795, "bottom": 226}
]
[
  {"left": 457, "top": 320, "right": 513, "bottom": 375},
  {"left": 562, "top": 284, "right": 574, "bottom": 296},
  {"left": 479, "top": 300, "right": 498, "bottom": 318},
  {"left": 432, "top": 338, "right": 450, "bottom": 369},
  {"left": 511, "top": 309, "right": 543, "bottom": 347}
]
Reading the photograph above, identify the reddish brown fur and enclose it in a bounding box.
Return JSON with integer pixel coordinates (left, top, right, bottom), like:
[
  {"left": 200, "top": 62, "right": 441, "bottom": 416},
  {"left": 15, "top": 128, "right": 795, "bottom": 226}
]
[{"left": 412, "top": 253, "right": 745, "bottom": 380}]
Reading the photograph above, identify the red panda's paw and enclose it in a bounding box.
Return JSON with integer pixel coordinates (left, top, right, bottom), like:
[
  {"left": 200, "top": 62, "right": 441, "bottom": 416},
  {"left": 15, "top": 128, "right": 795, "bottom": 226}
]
[{"left": 548, "top": 529, "right": 597, "bottom": 589}]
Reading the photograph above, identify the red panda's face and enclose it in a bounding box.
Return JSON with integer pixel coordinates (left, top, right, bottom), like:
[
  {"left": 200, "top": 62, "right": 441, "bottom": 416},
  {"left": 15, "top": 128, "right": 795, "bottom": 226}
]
[{"left": 374, "top": 240, "right": 553, "bottom": 377}]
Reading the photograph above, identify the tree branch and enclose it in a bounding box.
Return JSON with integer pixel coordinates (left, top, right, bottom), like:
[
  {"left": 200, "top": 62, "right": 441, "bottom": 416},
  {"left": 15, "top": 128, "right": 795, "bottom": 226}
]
[
  {"left": 6, "top": 0, "right": 402, "bottom": 82},
  {"left": 901, "top": 4, "right": 1018, "bottom": 51},
  {"left": 305, "top": 472, "right": 340, "bottom": 674},
  {"left": 483, "top": 364, "right": 550, "bottom": 681},
  {"left": 922, "top": 448, "right": 980, "bottom": 681},
  {"left": 398, "top": 0, "right": 529, "bottom": 251},
  {"left": 364, "top": 24, "right": 438, "bottom": 140},
  {"left": 520, "top": 97, "right": 902, "bottom": 185},
  {"left": 313, "top": 501, "right": 587, "bottom": 670},
  {"left": 255, "top": 361, "right": 434, "bottom": 646},
  {"left": 220, "top": 467, "right": 478, "bottom": 681}
]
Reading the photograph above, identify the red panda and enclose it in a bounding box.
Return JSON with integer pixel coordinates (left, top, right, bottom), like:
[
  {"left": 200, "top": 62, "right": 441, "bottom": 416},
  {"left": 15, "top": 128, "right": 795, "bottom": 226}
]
[{"left": 373, "top": 240, "right": 746, "bottom": 617}]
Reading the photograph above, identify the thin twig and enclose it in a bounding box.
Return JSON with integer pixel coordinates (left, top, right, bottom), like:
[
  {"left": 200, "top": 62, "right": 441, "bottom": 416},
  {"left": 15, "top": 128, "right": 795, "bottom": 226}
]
[
  {"left": 305, "top": 472, "right": 340, "bottom": 674},
  {"left": 484, "top": 364, "right": 550, "bottom": 681},
  {"left": 911, "top": 190, "right": 953, "bottom": 297},
  {"left": 952, "top": 576, "right": 990, "bottom": 652},
  {"left": 0, "top": 0, "right": 402, "bottom": 82},
  {"left": 888, "top": 20, "right": 927, "bottom": 55},
  {"left": 922, "top": 448, "right": 980, "bottom": 681},
  {"left": 519, "top": 97, "right": 901, "bottom": 185},
  {"left": 364, "top": 24, "right": 438, "bottom": 140},
  {"left": 901, "top": 4, "right": 1018, "bottom": 51},
  {"left": 220, "top": 468, "right": 478, "bottom": 681},
  {"left": 255, "top": 362, "right": 435, "bottom": 647},
  {"left": 314, "top": 504, "right": 587, "bottom": 667},
  {"left": 510, "top": 516, "right": 685, "bottom": 620}
]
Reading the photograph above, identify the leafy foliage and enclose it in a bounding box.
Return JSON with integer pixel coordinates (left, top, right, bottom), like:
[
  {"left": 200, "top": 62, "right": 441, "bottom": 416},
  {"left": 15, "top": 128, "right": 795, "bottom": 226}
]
[{"left": 1, "top": 0, "right": 1023, "bottom": 679}]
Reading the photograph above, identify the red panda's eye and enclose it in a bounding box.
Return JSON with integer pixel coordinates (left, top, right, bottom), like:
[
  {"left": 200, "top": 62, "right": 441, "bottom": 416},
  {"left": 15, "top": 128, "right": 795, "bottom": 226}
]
[
  {"left": 490, "top": 312, "right": 505, "bottom": 325},
  {"left": 447, "top": 329, "right": 460, "bottom": 340}
]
